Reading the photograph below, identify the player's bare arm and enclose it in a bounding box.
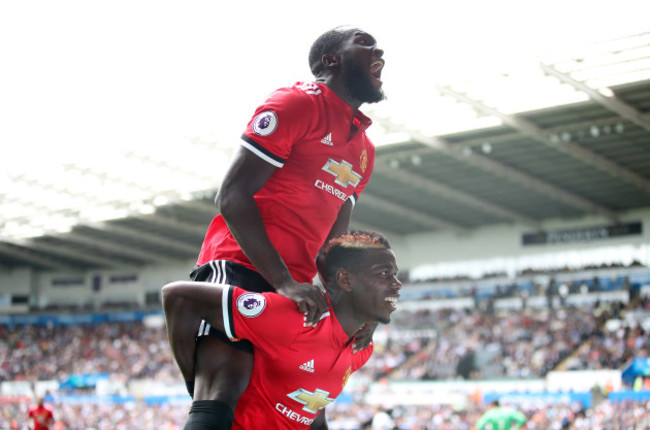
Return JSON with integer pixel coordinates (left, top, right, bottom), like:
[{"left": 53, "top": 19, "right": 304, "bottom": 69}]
[
  {"left": 316, "top": 200, "right": 353, "bottom": 286},
  {"left": 327, "top": 199, "right": 353, "bottom": 241},
  {"left": 162, "top": 281, "right": 226, "bottom": 382},
  {"left": 217, "top": 147, "right": 328, "bottom": 325}
]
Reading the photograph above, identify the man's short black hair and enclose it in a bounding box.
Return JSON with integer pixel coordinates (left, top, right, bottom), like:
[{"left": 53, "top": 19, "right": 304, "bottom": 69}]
[
  {"left": 308, "top": 27, "right": 355, "bottom": 77},
  {"left": 321, "top": 230, "right": 391, "bottom": 281}
]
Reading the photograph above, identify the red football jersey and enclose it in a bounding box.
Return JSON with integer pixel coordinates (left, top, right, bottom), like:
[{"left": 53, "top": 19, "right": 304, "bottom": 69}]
[
  {"left": 197, "top": 82, "right": 376, "bottom": 283},
  {"left": 28, "top": 405, "right": 54, "bottom": 430},
  {"left": 221, "top": 286, "right": 373, "bottom": 429}
]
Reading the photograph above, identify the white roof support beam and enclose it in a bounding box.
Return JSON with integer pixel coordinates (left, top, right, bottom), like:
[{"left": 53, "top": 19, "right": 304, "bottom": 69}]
[
  {"left": 456, "top": 116, "right": 628, "bottom": 150},
  {"left": 360, "top": 193, "right": 466, "bottom": 232},
  {"left": 2, "top": 238, "right": 140, "bottom": 269},
  {"left": 540, "top": 63, "right": 650, "bottom": 132},
  {"left": 438, "top": 86, "right": 650, "bottom": 195},
  {"left": 376, "top": 117, "right": 619, "bottom": 222},
  {"left": 398, "top": 114, "right": 650, "bottom": 155},
  {"left": 82, "top": 221, "right": 199, "bottom": 255},
  {"left": 181, "top": 200, "right": 220, "bottom": 217},
  {"left": 132, "top": 214, "right": 208, "bottom": 238},
  {"left": 373, "top": 164, "right": 541, "bottom": 229},
  {"left": 0, "top": 242, "right": 77, "bottom": 271},
  {"left": 56, "top": 233, "right": 181, "bottom": 265}
]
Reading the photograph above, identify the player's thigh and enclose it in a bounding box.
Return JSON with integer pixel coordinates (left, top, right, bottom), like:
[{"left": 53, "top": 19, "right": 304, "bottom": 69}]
[
  {"left": 194, "top": 336, "right": 254, "bottom": 401},
  {"left": 190, "top": 260, "right": 270, "bottom": 404}
]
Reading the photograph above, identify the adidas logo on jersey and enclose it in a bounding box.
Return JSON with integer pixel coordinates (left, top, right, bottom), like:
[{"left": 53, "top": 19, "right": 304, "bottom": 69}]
[
  {"left": 320, "top": 133, "right": 333, "bottom": 146},
  {"left": 299, "top": 359, "right": 315, "bottom": 373}
]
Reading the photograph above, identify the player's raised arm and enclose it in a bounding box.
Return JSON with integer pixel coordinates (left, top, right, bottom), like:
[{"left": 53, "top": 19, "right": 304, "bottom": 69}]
[
  {"left": 317, "top": 200, "right": 353, "bottom": 285},
  {"left": 217, "top": 146, "right": 328, "bottom": 325}
]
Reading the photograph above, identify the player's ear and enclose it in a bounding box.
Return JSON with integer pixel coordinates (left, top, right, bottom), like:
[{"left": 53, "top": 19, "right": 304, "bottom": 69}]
[
  {"left": 335, "top": 268, "right": 353, "bottom": 292},
  {"left": 322, "top": 53, "right": 340, "bottom": 70}
]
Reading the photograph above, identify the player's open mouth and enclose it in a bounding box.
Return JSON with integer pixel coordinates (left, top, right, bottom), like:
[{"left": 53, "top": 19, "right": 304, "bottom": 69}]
[
  {"left": 370, "top": 60, "right": 384, "bottom": 86},
  {"left": 385, "top": 295, "right": 399, "bottom": 311}
]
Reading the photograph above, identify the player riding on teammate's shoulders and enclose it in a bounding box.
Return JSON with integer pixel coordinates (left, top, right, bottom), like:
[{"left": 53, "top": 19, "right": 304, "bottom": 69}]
[{"left": 166, "top": 25, "right": 387, "bottom": 429}]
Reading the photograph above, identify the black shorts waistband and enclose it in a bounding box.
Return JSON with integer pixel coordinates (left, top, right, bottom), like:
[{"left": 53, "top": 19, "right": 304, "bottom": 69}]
[{"left": 190, "top": 260, "right": 274, "bottom": 293}]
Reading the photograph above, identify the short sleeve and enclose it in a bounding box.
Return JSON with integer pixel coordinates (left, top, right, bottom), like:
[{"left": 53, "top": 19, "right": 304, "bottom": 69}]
[
  {"left": 222, "top": 286, "right": 299, "bottom": 347},
  {"left": 241, "top": 86, "right": 315, "bottom": 168}
]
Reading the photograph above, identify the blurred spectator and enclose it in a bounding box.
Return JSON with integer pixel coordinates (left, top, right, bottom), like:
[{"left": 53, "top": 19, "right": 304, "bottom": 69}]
[
  {"left": 28, "top": 398, "right": 54, "bottom": 430},
  {"left": 370, "top": 405, "right": 395, "bottom": 430},
  {"left": 475, "top": 399, "right": 526, "bottom": 430}
]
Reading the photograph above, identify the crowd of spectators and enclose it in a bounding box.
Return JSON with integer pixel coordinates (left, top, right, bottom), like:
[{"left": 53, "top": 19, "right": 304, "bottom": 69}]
[
  {"left": 0, "top": 303, "right": 608, "bottom": 385},
  {"left": 0, "top": 293, "right": 639, "bottom": 386},
  {"left": 3, "top": 398, "right": 649, "bottom": 429},
  {"left": 359, "top": 303, "right": 601, "bottom": 381},
  {"left": 0, "top": 400, "right": 189, "bottom": 430},
  {"left": 406, "top": 261, "right": 648, "bottom": 303},
  {"left": 517, "top": 260, "right": 647, "bottom": 277},
  {"left": 563, "top": 297, "right": 650, "bottom": 372},
  {"left": 410, "top": 260, "right": 646, "bottom": 285},
  {"left": 1, "top": 264, "right": 649, "bottom": 429},
  {"left": 325, "top": 399, "right": 650, "bottom": 429},
  {"left": 0, "top": 321, "right": 177, "bottom": 384}
]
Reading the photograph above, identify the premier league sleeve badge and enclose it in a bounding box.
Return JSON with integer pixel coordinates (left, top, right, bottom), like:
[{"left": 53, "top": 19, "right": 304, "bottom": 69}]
[{"left": 252, "top": 111, "right": 278, "bottom": 136}]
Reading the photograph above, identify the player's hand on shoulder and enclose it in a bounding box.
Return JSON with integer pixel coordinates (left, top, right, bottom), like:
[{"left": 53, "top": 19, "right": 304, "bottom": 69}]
[{"left": 276, "top": 280, "right": 328, "bottom": 327}]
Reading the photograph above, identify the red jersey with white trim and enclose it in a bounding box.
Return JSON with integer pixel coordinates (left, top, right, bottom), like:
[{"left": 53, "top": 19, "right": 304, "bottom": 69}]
[
  {"left": 196, "top": 82, "right": 376, "bottom": 283},
  {"left": 221, "top": 286, "right": 373, "bottom": 429},
  {"left": 28, "top": 405, "right": 54, "bottom": 430}
]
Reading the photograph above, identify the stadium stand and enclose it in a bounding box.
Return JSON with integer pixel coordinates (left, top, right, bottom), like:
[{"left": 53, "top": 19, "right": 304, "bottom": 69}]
[{"left": 2, "top": 263, "right": 650, "bottom": 428}]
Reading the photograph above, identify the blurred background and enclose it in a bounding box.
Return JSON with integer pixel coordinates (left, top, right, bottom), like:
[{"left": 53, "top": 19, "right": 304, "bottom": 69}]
[{"left": 2, "top": 0, "right": 650, "bottom": 428}]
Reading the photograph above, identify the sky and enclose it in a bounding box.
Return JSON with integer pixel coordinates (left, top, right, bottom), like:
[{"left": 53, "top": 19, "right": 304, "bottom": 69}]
[
  {"left": 1, "top": 0, "right": 649, "bottom": 236},
  {"left": 2, "top": 0, "right": 649, "bottom": 158}
]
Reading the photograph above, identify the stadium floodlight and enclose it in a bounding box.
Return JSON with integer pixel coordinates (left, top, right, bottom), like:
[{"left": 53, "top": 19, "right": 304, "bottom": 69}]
[
  {"left": 132, "top": 202, "right": 156, "bottom": 215},
  {"left": 410, "top": 155, "right": 422, "bottom": 166},
  {"left": 153, "top": 195, "right": 169, "bottom": 207},
  {"left": 615, "top": 123, "right": 625, "bottom": 134}
]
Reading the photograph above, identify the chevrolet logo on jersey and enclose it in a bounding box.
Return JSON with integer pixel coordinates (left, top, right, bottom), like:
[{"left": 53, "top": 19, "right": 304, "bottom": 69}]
[
  {"left": 287, "top": 388, "right": 335, "bottom": 413},
  {"left": 322, "top": 159, "right": 361, "bottom": 188}
]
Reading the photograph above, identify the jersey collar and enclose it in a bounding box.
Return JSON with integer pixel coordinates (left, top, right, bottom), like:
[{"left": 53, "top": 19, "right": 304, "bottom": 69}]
[{"left": 316, "top": 83, "right": 373, "bottom": 133}]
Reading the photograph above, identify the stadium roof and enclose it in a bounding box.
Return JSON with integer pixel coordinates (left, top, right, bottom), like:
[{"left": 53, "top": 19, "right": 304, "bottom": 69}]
[
  {"left": 1, "top": 3, "right": 650, "bottom": 271},
  {"left": 359, "top": 32, "right": 650, "bottom": 236}
]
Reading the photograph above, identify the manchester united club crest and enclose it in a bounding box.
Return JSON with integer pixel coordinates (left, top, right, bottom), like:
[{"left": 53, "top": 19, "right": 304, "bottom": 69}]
[
  {"left": 342, "top": 366, "right": 352, "bottom": 389},
  {"left": 360, "top": 149, "right": 368, "bottom": 173}
]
